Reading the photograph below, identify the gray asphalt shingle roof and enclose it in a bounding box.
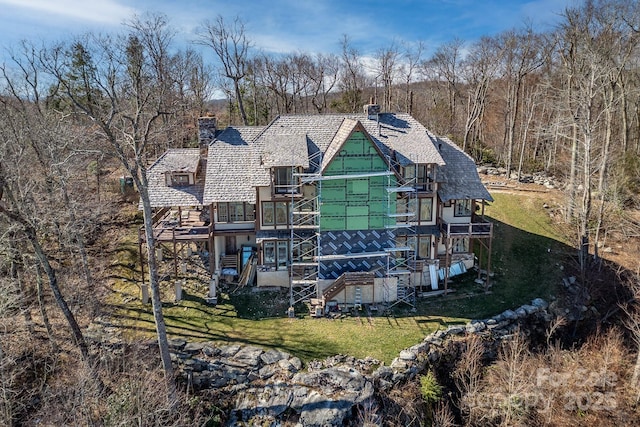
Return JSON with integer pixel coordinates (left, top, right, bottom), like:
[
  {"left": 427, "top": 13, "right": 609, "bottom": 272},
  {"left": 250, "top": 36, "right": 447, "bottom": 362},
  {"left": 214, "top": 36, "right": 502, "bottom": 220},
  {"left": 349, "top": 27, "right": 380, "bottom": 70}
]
[
  {"left": 435, "top": 135, "right": 493, "bottom": 202},
  {"left": 262, "top": 113, "right": 445, "bottom": 166},
  {"left": 260, "top": 133, "right": 310, "bottom": 168},
  {"left": 203, "top": 126, "right": 268, "bottom": 205},
  {"left": 321, "top": 118, "right": 360, "bottom": 172},
  {"left": 147, "top": 111, "right": 491, "bottom": 208}
]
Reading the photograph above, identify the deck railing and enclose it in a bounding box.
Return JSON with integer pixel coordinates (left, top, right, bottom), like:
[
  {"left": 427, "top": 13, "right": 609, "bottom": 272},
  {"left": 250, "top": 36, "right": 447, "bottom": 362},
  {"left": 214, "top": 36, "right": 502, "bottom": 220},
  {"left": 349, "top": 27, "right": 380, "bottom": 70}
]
[{"left": 439, "top": 216, "right": 493, "bottom": 238}]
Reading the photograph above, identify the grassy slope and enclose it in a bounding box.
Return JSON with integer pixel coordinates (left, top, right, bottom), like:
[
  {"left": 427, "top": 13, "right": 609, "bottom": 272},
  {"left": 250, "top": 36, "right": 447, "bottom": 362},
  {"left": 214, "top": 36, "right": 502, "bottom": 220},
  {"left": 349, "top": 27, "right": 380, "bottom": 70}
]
[{"left": 108, "top": 191, "right": 569, "bottom": 364}]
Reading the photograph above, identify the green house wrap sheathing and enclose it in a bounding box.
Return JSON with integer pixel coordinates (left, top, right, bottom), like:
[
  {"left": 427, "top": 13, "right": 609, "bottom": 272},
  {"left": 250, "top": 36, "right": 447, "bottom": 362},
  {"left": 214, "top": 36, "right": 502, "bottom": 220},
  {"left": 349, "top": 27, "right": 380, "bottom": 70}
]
[{"left": 321, "top": 131, "right": 396, "bottom": 231}]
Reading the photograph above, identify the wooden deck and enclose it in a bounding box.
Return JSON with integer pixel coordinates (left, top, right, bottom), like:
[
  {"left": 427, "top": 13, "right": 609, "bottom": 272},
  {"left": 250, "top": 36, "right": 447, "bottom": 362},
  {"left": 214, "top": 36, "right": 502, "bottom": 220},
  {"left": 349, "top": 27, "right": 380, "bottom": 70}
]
[{"left": 141, "top": 209, "right": 213, "bottom": 243}]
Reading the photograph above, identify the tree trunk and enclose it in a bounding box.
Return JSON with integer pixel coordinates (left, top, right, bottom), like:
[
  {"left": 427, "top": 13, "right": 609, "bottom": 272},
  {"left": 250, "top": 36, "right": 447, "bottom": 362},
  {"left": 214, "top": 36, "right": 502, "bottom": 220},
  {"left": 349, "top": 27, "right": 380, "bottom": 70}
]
[
  {"left": 27, "top": 226, "right": 91, "bottom": 361},
  {"left": 234, "top": 78, "right": 249, "bottom": 125},
  {"left": 35, "top": 262, "right": 58, "bottom": 352},
  {"left": 136, "top": 179, "right": 177, "bottom": 404}
]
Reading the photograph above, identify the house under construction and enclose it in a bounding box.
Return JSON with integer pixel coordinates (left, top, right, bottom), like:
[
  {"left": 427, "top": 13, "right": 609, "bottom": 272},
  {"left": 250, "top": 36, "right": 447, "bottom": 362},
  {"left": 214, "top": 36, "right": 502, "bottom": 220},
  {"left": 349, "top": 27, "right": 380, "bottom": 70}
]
[{"left": 140, "top": 105, "right": 494, "bottom": 311}]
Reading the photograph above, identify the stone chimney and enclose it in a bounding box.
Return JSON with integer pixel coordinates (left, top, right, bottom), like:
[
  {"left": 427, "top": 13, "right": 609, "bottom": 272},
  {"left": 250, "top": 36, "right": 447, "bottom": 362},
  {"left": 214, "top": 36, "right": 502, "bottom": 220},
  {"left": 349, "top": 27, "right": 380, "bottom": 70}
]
[
  {"left": 198, "top": 116, "right": 217, "bottom": 159},
  {"left": 198, "top": 116, "right": 217, "bottom": 145},
  {"left": 364, "top": 104, "right": 381, "bottom": 120}
]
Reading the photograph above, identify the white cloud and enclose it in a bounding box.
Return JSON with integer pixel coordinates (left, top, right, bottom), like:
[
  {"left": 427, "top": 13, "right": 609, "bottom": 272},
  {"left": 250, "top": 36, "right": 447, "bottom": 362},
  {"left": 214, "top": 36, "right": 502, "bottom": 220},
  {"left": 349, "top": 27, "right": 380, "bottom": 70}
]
[{"left": 0, "top": 0, "right": 136, "bottom": 25}]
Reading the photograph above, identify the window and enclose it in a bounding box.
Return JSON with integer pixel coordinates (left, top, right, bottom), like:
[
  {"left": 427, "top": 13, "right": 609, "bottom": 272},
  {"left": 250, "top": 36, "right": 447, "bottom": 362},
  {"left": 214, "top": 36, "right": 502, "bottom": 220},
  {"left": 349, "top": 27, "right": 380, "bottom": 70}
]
[
  {"left": 275, "top": 202, "right": 288, "bottom": 224},
  {"left": 263, "top": 241, "right": 275, "bottom": 264},
  {"left": 273, "top": 167, "right": 298, "bottom": 194},
  {"left": 402, "top": 165, "right": 415, "bottom": 181},
  {"left": 262, "top": 202, "right": 274, "bottom": 225},
  {"left": 416, "top": 164, "right": 433, "bottom": 191},
  {"left": 262, "top": 240, "right": 289, "bottom": 270},
  {"left": 452, "top": 237, "right": 469, "bottom": 253},
  {"left": 262, "top": 201, "right": 290, "bottom": 226},
  {"left": 418, "top": 236, "right": 431, "bottom": 259},
  {"left": 419, "top": 198, "right": 433, "bottom": 222},
  {"left": 454, "top": 199, "right": 472, "bottom": 217},
  {"left": 216, "top": 202, "right": 255, "bottom": 223},
  {"left": 218, "top": 203, "right": 228, "bottom": 222},
  {"left": 277, "top": 241, "right": 288, "bottom": 270},
  {"left": 293, "top": 240, "right": 316, "bottom": 262},
  {"left": 403, "top": 164, "right": 433, "bottom": 191},
  {"left": 170, "top": 173, "right": 190, "bottom": 186}
]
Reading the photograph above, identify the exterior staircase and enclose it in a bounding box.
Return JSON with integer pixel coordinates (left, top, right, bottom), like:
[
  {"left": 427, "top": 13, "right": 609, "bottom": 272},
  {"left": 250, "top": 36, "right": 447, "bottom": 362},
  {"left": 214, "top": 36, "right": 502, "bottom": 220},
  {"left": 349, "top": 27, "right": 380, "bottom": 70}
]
[{"left": 322, "top": 272, "right": 374, "bottom": 304}]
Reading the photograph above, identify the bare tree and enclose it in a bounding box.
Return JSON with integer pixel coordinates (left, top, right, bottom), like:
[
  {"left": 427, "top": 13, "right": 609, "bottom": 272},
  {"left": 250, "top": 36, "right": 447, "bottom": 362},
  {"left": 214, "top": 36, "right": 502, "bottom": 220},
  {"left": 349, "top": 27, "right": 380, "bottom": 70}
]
[
  {"left": 0, "top": 45, "right": 103, "bottom": 390},
  {"left": 425, "top": 38, "right": 464, "bottom": 133},
  {"left": 42, "top": 21, "right": 184, "bottom": 403},
  {"left": 196, "top": 15, "right": 252, "bottom": 125},
  {"left": 399, "top": 41, "right": 424, "bottom": 114},
  {"left": 497, "top": 28, "right": 545, "bottom": 180},
  {"left": 307, "top": 53, "right": 339, "bottom": 114},
  {"left": 336, "top": 35, "right": 368, "bottom": 113},
  {"left": 460, "top": 36, "right": 501, "bottom": 155},
  {"left": 375, "top": 42, "right": 400, "bottom": 112}
]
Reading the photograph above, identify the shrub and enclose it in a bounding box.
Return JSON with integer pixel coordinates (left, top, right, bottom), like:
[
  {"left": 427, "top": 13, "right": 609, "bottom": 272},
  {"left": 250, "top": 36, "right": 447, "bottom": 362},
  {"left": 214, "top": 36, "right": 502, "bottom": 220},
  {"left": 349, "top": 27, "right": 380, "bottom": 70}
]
[{"left": 420, "top": 371, "right": 443, "bottom": 405}]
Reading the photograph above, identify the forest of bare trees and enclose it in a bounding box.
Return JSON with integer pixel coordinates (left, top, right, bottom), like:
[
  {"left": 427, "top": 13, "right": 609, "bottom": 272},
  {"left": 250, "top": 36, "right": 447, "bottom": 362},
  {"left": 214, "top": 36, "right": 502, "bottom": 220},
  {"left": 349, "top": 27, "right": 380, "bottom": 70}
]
[{"left": 1, "top": 0, "right": 640, "bottom": 425}]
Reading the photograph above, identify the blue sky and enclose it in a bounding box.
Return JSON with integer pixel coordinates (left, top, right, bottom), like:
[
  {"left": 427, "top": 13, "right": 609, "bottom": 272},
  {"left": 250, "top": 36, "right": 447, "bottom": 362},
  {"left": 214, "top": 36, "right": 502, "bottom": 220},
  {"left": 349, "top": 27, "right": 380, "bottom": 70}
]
[{"left": 0, "top": 0, "right": 577, "bottom": 58}]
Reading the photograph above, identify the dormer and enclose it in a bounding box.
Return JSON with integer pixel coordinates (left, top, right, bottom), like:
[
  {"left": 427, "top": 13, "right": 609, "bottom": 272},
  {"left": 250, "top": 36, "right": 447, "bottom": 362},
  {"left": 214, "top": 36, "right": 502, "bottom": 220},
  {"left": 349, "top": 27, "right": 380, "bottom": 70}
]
[{"left": 161, "top": 150, "right": 202, "bottom": 187}]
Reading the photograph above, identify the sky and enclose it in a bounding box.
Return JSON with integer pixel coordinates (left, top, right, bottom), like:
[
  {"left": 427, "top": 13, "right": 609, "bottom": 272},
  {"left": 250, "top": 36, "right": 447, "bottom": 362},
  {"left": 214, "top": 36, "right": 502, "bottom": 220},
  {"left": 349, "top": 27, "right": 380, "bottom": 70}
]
[{"left": 0, "top": 0, "right": 579, "bottom": 60}]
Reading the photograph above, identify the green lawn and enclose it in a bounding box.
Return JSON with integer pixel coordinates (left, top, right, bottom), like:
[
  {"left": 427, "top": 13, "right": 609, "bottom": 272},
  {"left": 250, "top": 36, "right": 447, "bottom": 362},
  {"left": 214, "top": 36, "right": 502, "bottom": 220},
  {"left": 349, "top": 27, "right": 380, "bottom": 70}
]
[{"left": 108, "top": 191, "right": 571, "bottom": 364}]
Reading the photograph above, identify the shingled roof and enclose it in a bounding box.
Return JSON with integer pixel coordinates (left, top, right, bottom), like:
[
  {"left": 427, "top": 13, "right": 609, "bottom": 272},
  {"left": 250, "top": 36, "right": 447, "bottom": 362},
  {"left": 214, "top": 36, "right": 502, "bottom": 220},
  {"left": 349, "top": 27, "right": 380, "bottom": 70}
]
[
  {"left": 435, "top": 135, "right": 493, "bottom": 202},
  {"left": 202, "top": 126, "right": 268, "bottom": 205},
  {"left": 254, "top": 113, "right": 445, "bottom": 168},
  {"left": 260, "top": 132, "right": 310, "bottom": 168},
  {"left": 146, "top": 149, "right": 204, "bottom": 207},
  {"left": 147, "top": 110, "right": 490, "bottom": 209}
]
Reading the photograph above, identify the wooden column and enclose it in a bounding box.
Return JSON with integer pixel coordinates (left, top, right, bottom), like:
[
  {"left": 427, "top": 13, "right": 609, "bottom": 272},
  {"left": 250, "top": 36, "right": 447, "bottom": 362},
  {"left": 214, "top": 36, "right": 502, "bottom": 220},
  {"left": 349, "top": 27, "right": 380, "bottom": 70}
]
[
  {"left": 172, "top": 228, "right": 178, "bottom": 278},
  {"left": 209, "top": 204, "right": 215, "bottom": 275},
  {"left": 486, "top": 232, "right": 493, "bottom": 292},
  {"left": 444, "top": 236, "right": 450, "bottom": 293}
]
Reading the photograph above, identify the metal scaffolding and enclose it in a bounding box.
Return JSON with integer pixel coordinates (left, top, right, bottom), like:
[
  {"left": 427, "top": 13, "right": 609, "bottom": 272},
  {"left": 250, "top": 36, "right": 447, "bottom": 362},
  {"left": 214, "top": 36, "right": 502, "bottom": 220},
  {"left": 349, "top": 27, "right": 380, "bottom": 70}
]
[
  {"left": 289, "top": 150, "right": 322, "bottom": 306},
  {"left": 384, "top": 157, "right": 418, "bottom": 308}
]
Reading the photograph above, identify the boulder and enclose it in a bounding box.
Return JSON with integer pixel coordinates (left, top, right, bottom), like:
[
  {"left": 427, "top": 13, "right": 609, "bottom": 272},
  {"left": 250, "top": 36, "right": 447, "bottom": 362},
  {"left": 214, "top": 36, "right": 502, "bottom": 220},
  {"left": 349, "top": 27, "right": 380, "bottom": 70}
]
[
  {"left": 233, "top": 345, "right": 264, "bottom": 368},
  {"left": 502, "top": 309, "right": 518, "bottom": 321},
  {"left": 183, "top": 342, "right": 205, "bottom": 354},
  {"left": 261, "top": 348, "right": 290, "bottom": 365},
  {"left": 399, "top": 350, "right": 417, "bottom": 361},
  {"left": 531, "top": 298, "right": 549, "bottom": 310},
  {"left": 168, "top": 338, "right": 187, "bottom": 350},
  {"left": 446, "top": 325, "right": 465, "bottom": 335},
  {"left": 218, "top": 344, "right": 241, "bottom": 358}
]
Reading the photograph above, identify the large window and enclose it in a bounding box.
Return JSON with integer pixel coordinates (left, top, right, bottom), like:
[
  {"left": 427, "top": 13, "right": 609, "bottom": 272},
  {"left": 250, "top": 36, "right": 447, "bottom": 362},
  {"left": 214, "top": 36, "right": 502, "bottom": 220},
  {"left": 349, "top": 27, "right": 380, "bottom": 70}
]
[
  {"left": 262, "top": 240, "right": 289, "bottom": 270},
  {"left": 418, "top": 236, "right": 432, "bottom": 259},
  {"left": 273, "top": 167, "right": 298, "bottom": 194},
  {"left": 403, "top": 164, "right": 433, "bottom": 191},
  {"left": 419, "top": 198, "right": 433, "bottom": 222},
  {"left": 217, "top": 202, "right": 255, "bottom": 223},
  {"left": 454, "top": 199, "right": 472, "bottom": 217},
  {"left": 262, "top": 201, "right": 290, "bottom": 226}
]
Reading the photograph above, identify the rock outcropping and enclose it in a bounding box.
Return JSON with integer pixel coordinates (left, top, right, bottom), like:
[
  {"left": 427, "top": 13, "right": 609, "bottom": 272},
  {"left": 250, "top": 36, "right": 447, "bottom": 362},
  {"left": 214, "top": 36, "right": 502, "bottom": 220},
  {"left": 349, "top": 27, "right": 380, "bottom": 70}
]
[{"left": 171, "top": 298, "right": 552, "bottom": 426}]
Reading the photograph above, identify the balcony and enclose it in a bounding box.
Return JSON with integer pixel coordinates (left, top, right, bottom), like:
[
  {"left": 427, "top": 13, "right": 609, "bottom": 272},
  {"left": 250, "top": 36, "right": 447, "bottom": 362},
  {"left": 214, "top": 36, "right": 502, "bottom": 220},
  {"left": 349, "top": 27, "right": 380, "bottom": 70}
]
[
  {"left": 439, "top": 216, "right": 493, "bottom": 238},
  {"left": 142, "top": 208, "right": 213, "bottom": 243}
]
